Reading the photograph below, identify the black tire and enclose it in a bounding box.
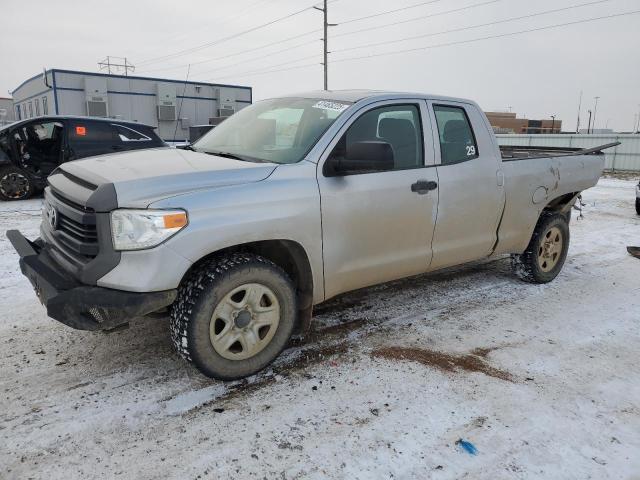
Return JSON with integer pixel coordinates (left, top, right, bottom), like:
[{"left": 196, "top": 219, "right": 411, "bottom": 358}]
[
  {"left": 511, "top": 212, "right": 570, "bottom": 284},
  {"left": 170, "top": 253, "right": 297, "bottom": 380},
  {"left": 636, "top": 197, "right": 640, "bottom": 216},
  {"left": 0, "top": 166, "right": 34, "bottom": 201}
]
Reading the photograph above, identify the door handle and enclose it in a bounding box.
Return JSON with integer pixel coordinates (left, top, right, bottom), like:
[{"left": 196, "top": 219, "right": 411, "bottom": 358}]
[{"left": 411, "top": 180, "right": 438, "bottom": 194}]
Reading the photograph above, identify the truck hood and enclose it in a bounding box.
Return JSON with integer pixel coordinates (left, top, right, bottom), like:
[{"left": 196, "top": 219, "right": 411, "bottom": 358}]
[{"left": 60, "top": 147, "right": 278, "bottom": 207}]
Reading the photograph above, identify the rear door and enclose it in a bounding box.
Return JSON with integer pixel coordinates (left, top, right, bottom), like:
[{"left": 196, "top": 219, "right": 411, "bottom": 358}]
[
  {"left": 66, "top": 120, "right": 118, "bottom": 160},
  {"left": 428, "top": 101, "right": 505, "bottom": 270},
  {"left": 318, "top": 100, "right": 439, "bottom": 299}
]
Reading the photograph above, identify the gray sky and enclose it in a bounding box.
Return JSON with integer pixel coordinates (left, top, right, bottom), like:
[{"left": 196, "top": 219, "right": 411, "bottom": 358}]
[{"left": 2, "top": 0, "right": 639, "bottom": 131}]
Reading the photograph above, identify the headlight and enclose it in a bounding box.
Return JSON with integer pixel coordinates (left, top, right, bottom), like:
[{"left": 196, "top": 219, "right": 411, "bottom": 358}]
[{"left": 110, "top": 209, "right": 188, "bottom": 251}]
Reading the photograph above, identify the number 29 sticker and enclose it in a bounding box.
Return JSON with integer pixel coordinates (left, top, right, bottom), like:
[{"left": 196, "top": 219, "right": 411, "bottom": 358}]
[{"left": 466, "top": 146, "right": 476, "bottom": 156}]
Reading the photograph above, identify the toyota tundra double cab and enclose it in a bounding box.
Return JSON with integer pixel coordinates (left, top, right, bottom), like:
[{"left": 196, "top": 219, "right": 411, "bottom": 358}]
[{"left": 7, "top": 91, "right": 615, "bottom": 380}]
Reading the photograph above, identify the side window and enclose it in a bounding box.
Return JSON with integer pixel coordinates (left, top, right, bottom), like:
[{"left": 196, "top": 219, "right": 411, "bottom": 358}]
[
  {"left": 337, "top": 104, "right": 423, "bottom": 171},
  {"left": 42, "top": 97, "right": 48, "bottom": 115},
  {"left": 433, "top": 104, "right": 479, "bottom": 165},
  {"left": 113, "top": 124, "right": 152, "bottom": 142}
]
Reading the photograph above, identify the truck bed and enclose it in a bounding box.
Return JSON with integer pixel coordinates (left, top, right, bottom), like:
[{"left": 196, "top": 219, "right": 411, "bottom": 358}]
[{"left": 500, "top": 142, "right": 619, "bottom": 161}]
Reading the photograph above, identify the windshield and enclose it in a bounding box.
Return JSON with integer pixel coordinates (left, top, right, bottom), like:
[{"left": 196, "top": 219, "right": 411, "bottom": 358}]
[{"left": 193, "top": 97, "right": 352, "bottom": 164}]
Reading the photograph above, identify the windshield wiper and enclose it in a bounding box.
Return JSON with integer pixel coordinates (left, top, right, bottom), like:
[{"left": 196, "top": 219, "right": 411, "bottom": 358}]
[{"left": 204, "top": 150, "right": 269, "bottom": 163}]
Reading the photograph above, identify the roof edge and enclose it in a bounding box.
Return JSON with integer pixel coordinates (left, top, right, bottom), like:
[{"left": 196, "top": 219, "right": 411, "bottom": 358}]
[{"left": 12, "top": 68, "right": 252, "bottom": 94}]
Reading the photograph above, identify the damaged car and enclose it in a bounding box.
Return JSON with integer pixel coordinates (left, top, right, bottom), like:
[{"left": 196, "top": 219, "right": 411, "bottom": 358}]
[{"left": 0, "top": 116, "right": 166, "bottom": 200}]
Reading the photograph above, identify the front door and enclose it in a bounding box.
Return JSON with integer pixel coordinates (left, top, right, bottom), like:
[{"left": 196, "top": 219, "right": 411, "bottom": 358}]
[
  {"left": 15, "top": 120, "right": 65, "bottom": 179},
  {"left": 318, "top": 101, "right": 439, "bottom": 299},
  {"left": 428, "top": 101, "right": 505, "bottom": 270}
]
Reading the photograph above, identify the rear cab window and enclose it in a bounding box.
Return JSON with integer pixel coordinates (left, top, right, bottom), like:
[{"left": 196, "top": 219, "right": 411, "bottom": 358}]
[{"left": 433, "top": 105, "right": 479, "bottom": 165}]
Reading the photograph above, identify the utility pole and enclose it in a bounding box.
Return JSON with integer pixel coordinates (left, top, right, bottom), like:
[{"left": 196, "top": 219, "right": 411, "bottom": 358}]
[
  {"left": 550, "top": 115, "right": 556, "bottom": 134},
  {"left": 587, "top": 110, "right": 592, "bottom": 134},
  {"left": 592, "top": 96, "right": 600, "bottom": 133},
  {"left": 313, "top": 0, "right": 337, "bottom": 90},
  {"left": 575, "top": 90, "right": 582, "bottom": 133}
]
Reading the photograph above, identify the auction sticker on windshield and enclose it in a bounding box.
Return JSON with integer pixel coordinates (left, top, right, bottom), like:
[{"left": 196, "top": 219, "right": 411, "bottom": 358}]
[{"left": 312, "top": 101, "right": 350, "bottom": 113}]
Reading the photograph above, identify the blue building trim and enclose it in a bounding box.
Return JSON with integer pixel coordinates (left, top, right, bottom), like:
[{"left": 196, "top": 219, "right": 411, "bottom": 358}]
[
  {"left": 56, "top": 87, "right": 250, "bottom": 103},
  {"left": 52, "top": 71, "right": 59, "bottom": 115}
]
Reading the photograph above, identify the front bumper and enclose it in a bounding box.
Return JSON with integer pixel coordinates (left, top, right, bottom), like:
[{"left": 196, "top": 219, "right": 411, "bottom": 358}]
[{"left": 7, "top": 230, "right": 177, "bottom": 331}]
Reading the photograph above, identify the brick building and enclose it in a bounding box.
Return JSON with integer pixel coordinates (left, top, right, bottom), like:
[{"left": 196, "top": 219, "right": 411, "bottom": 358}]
[{"left": 485, "top": 111, "right": 562, "bottom": 134}]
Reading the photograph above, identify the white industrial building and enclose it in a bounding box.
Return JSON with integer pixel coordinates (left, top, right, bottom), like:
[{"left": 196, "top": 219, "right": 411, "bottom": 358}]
[{"left": 11, "top": 69, "right": 252, "bottom": 141}]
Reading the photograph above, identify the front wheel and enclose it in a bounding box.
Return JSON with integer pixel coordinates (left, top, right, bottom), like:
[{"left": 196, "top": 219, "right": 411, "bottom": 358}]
[
  {"left": 511, "top": 212, "right": 570, "bottom": 284},
  {"left": 0, "top": 166, "right": 34, "bottom": 201},
  {"left": 170, "top": 253, "right": 297, "bottom": 380}
]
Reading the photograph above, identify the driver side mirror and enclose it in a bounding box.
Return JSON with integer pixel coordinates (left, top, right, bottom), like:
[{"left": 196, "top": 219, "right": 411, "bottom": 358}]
[{"left": 324, "top": 140, "right": 394, "bottom": 177}]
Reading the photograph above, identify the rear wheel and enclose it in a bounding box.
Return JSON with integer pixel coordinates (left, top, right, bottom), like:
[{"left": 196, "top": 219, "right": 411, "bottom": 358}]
[
  {"left": 0, "top": 166, "right": 34, "bottom": 201},
  {"left": 511, "top": 212, "right": 570, "bottom": 284},
  {"left": 170, "top": 253, "right": 297, "bottom": 380}
]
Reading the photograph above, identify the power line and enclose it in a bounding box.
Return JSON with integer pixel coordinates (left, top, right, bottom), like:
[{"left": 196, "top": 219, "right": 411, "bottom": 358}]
[
  {"left": 137, "top": 1, "right": 332, "bottom": 67},
  {"left": 138, "top": 29, "right": 321, "bottom": 74},
  {"left": 333, "top": 0, "right": 502, "bottom": 39},
  {"left": 209, "top": 9, "right": 639, "bottom": 80},
  {"left": 332, "top": 0, "right": 612, "bottom": 54},
  {"left": 199, "top": 54, "right": 321, "bottom": 82},
  {"left": 191, "top": 38, "right": 320, "bottom": 77},
  {"left": 210, "top": 62, "right": 321, "bottom": 81},
  {"left": 330, "top": 10, "right": 640, "bottom": 64},
  {"left": 337, "top": 0, "right": 447, "bottom": 26}
]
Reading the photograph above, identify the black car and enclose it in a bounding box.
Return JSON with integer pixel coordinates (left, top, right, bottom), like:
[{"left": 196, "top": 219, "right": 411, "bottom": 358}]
[{"left": 0, "top": 116, "right": 166, "bottom": 200}]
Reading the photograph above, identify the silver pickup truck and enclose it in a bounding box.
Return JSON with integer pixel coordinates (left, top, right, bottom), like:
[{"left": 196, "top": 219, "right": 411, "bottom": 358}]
[{"left": 8, "top": 90, "right": 615, "bottom": 380}]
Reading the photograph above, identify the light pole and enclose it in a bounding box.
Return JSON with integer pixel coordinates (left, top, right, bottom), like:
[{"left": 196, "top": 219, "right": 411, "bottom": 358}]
[
  {"left": 575, "top": 90, "right": 583, "bottom": 133},
  {"left": 592, "top": 96, "right": 600, "bottom": 133},
  {"left": 587, "top": 110, "right": 592, "bottom": 134},
  {"left": 550, "top": 115, "right": 556, "bottom": 134}
]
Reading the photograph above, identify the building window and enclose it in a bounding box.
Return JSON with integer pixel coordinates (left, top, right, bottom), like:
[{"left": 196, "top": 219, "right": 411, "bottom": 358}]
[
  {"left": 16, "top": 105, "right": 21, "bottom": 120},
  {"left": 42, "top": 97, "right": 48, "bottom": 115},
  {"left": 35, "top": 99, "right": 40, "bottom": 117},
  {"left": 28, "top": 102, "right": 33, "bottom": 118}
]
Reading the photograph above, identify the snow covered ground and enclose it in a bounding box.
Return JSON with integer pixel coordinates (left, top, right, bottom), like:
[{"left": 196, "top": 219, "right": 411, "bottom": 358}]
[{"left": 1, "top": 177, "right": 639, "bottom": 480}]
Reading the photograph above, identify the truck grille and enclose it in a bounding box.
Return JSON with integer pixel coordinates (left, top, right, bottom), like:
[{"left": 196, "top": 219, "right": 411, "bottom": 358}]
[
  {"left": 45, "top": 189, "right": 99, "bottom": 259},
  {"left": 58, "top": 212, "right": 98, "bottom": 246}
]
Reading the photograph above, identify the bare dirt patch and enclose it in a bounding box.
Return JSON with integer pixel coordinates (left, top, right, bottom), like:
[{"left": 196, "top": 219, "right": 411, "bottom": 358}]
[{"left": 372, "top": 346, "right": 514, "bottom": 382}]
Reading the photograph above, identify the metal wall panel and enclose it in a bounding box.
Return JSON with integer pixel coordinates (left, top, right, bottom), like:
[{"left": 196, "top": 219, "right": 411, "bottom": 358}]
[{"left": 496, "top": 134, "right": 640, "bottom": 171}]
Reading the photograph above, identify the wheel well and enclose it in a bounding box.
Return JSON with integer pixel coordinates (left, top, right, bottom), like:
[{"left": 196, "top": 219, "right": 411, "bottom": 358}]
[
  {"left": 183, "top": 240, "right": 315, "bottom": 333},
  {"left": 544, "top": 192, "right": 580, "bottom": 214}
]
